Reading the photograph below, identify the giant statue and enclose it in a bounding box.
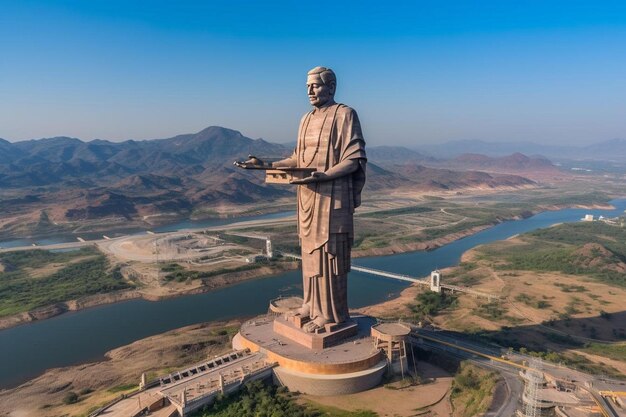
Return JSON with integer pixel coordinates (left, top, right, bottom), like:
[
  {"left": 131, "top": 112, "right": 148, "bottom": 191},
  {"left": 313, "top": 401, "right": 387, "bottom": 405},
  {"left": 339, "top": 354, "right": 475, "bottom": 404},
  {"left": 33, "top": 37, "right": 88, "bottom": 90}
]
[{"left": 236, "top": 66, "right": 366, "bottom": 333}]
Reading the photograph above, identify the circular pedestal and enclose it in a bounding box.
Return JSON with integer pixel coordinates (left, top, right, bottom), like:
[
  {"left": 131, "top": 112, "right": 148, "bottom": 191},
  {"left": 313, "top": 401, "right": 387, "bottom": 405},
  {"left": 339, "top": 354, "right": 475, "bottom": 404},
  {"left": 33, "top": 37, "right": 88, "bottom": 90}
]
[
  {"left": 233, "top": 314, "right": 386, "bottom": 395},
  {"left": 269, "top": 296, "right": 303, "bottom": 314}
]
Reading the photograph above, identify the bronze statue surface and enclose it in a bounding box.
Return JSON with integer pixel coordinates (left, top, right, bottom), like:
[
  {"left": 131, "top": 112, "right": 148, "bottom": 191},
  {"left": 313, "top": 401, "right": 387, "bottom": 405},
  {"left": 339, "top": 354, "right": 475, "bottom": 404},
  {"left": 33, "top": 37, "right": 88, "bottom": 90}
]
[{"left": 236, "top": 66, "right": 366, "bottom": 333}]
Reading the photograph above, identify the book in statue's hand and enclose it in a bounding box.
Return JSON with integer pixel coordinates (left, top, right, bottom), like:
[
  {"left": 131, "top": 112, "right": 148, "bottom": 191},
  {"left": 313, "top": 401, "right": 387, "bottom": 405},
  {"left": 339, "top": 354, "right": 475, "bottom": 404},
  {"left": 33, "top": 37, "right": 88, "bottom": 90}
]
[{"left": 265, "top": 167, "right": 316, "bottom": 184}]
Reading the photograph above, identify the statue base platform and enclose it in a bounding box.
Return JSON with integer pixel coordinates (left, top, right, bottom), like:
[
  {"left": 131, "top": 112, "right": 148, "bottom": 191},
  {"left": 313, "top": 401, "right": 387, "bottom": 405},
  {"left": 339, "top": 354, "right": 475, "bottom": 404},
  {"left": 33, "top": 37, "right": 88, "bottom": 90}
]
[
  {"left": 273, "top": 315, "right": 358, "bottom": 350},
  {"left": 233, "top": 314, "right": 386, "bottom": 396}
]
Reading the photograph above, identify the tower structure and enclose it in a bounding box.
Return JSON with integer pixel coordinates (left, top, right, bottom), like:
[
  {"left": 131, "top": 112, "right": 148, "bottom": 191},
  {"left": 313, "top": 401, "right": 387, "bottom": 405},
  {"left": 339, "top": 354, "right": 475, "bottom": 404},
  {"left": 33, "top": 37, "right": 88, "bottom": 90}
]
[
  {"left": 371, "top": 323, "right": 411, "bottom": 377},
  {"left": 519, "top": 358, "right": 544, "bottom": 417},
  {"left": 265, "top": 238, "right": 273, "bottom": 259},
  {"left": 430, "top": 270, "right": 441, "bottom": 293}
]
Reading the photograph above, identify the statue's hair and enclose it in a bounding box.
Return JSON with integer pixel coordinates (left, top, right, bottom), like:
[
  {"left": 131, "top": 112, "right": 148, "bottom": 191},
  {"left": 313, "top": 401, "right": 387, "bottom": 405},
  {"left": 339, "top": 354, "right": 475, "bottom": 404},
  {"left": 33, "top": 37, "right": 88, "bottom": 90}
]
[{"left": 308, "top": 66, "right": 336, "bottom": 87}]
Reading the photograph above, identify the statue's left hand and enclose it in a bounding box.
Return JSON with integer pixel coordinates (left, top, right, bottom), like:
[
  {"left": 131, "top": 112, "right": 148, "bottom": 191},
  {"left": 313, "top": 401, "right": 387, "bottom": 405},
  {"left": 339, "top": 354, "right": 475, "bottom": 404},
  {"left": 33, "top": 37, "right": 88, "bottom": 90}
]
[
  {"left": 233, "top": 155, "right": 268, "bottom": 169},
  {"left": 290, "top": 171, "right": 329, "bottom": 184}
]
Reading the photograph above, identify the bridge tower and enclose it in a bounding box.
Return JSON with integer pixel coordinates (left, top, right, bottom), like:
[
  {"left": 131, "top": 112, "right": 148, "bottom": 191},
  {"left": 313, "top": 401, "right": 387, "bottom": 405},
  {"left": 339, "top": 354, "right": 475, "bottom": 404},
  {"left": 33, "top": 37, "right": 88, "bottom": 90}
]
[
  {"left": 266, "top": 238, "right": 273, "bottom": 259},
  {"left": 430, "top": 270, "right": 441, "bottom": 293}
]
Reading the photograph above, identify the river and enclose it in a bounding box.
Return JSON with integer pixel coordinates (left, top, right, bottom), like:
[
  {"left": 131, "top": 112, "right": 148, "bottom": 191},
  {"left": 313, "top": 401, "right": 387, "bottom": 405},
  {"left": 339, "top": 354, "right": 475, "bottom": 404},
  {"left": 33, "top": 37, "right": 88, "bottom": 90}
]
[{"left": 0, "top": 200, "right": 624, "bottom": 389}]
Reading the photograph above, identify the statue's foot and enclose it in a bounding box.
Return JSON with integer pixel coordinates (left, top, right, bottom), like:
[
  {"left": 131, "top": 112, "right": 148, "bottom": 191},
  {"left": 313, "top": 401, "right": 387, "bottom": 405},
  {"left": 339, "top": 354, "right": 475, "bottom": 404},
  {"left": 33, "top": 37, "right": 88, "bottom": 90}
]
[
  {"left": 302, "top": 317, "right": 330, "bottom": 333},
  {"left": 303, "top": 321, "right": 321, "bottom": 333},
  {"left": 297, "top": 303, "right": 310, "bottom": 317},
  {"left": 313, "top": 316, "right": 329, "bottom": 328}
]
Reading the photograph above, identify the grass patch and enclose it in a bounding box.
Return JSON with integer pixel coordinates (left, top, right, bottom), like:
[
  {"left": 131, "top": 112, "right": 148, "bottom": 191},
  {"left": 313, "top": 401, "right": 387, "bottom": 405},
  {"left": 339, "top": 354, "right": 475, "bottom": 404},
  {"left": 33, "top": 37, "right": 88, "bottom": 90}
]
[
  {"left": 62, "top": 391, "right": 79, "bottom": 405},
  {"left": 191, "top": 380, "right": 377, "bottom": 417},
  {"left": 210, "top": 325, "right": 240, "bottom": 337},
  {"left": 409, "top": 291, "right": 458, "bottom": 320},
  {"left": 554, "top": 283, "right": 587, "bottom": 293},
  {"left": 514, "top": 293, "right": 551, "bottom": 309},
  {"left": 358, "top": 205, "right": 434, "bottom": 218},
  {"left": 107, "top": 383, "right": 138, "bottom": 393},
  {"left": 582, "top": 342, "right": 626, "bottom": 362},
  {"left": 518, "top": 348, "right": 625, "bottom": 379},
  {"left": 475, "top": 301, "right": 506, "bottom": 320},
  {"left": 450, "top": 362, "right": 498, "bottom": 417},
  {"left": 481, "top": 221, "right": 626, "bottom": 288},
  {"left": 0, "top": 247, "right": 133, "bottom": 317},
  {"left": 163, "top": 264, "right": 262, "bottom": 283}
]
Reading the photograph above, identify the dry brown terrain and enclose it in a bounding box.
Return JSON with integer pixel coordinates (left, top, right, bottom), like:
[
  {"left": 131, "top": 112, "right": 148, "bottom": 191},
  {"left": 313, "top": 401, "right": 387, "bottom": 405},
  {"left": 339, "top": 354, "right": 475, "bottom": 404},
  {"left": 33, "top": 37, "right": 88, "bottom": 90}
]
[
  {"left": 302, "top": 361, "right": 453, "bottom": 417},
  {"left": 449, "top": 241, "right": 626, "bottom": 341},
  {"left": 0, "top": 320, "right": 241, "bottom": 417},
  {"left": 360, "top": 238, "right": 626, "bottom": 371}
]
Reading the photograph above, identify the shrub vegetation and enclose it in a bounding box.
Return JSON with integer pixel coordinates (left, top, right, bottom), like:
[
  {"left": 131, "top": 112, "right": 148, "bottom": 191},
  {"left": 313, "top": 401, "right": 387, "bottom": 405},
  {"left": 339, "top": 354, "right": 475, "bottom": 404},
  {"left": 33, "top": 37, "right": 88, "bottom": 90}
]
[
  {"left": 482, "top": 222, "right": 626, "bottom": 288},
  {"left": 409, "top": 291, "right": 458, "bottom": 320},
  {"left": 192, "top": 381, "right": 377, "bottom": 417},
  {"left": 0, "top": 247, "right": 132, "bottom": 317}
]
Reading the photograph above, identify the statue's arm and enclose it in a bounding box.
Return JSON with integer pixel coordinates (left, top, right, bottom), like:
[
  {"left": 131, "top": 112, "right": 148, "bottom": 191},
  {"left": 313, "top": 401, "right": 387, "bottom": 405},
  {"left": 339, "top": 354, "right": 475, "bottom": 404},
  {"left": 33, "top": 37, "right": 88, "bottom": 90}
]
[
  {"left": 319, "top": 158, "right": 359, "bottom": 179},
  {"left": 234, "top": 153, "right": 294, "bottom": 169},
  {"left": 291, "top": 107, "right": 365, "bottom": 184},
  {"left": 272, "top": 150, "right": 298, "bottom": 168},
  {"left": 290, "top": 159, "right": 359, "bottom": 184}
]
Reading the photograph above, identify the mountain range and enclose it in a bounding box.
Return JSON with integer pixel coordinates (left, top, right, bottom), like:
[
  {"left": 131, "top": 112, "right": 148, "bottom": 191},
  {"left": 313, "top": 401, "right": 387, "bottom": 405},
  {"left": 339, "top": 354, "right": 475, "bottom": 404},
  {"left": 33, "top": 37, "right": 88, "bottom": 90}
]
[
  {"left": 0, "top": 127, "right": 536, "bottom": 228},
  {"left": 416, "top": 138, "right": 626, "bottom": 161}
]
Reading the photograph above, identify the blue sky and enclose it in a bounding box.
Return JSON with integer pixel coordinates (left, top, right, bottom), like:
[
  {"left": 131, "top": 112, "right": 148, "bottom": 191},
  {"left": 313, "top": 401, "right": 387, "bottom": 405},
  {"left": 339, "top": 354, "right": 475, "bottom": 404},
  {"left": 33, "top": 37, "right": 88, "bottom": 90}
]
[{"left": 1, "top": 1, "right": 626, "bottom": 146}]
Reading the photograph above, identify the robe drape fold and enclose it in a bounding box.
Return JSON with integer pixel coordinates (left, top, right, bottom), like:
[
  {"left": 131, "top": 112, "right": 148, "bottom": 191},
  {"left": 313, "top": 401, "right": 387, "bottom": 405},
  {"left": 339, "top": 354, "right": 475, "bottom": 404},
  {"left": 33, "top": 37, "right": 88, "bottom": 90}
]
[{"left": 289, "top": 103, "right": 366, "bottom": 325}]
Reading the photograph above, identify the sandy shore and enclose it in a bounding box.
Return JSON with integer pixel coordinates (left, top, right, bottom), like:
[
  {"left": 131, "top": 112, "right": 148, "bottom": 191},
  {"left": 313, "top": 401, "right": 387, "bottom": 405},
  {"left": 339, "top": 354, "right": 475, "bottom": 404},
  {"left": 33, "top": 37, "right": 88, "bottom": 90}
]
[{"left": 0, "top": 320, "right": 243, "bottom": 417}]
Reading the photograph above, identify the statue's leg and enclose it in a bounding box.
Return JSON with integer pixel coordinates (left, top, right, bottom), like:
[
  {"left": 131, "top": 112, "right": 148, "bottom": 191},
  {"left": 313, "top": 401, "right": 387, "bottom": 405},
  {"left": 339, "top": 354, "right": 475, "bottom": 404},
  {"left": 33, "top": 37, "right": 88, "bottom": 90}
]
[
  {"left": 298, "top": 274, "right": 311, "bottom": 317},
  {"left": 328, "top": 272, "right": 349, "bottom": 324},
  {"left": 323, "top": 234, "right": 350, "bottom": 326},
  {"left": 299, "top": 236, "right": 352, "bottom": 332},
  {"left": 299, "top": 247, "right": 322, "bottom": 319}
]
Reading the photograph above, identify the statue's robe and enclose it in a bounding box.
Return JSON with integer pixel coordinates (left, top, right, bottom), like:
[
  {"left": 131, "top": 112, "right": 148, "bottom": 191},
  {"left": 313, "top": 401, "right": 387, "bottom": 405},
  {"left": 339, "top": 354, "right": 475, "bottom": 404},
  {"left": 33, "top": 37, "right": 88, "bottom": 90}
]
[{"left": 290, "top": 102, "right": 366, "bottom": 325}]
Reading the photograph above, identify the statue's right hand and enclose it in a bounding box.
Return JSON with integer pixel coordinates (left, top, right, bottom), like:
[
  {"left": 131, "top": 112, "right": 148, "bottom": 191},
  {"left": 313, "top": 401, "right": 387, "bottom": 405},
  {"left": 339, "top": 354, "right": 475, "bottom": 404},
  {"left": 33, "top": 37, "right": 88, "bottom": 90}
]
[{"left": 233, "top": 155, "right": 268, "bottom": 169}]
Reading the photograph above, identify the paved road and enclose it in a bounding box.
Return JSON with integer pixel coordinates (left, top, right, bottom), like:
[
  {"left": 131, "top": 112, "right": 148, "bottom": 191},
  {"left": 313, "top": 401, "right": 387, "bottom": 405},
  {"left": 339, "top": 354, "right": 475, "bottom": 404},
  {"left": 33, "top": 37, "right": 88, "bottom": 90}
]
[
  {"left": 411, "top": 328, "right": 626, "bottom": 417},
  {"left": 0, "top": 240, "right": 95, "bottom": 253},
  {"left": 414, "top": 337, "right": 523, "bottom": 417}
]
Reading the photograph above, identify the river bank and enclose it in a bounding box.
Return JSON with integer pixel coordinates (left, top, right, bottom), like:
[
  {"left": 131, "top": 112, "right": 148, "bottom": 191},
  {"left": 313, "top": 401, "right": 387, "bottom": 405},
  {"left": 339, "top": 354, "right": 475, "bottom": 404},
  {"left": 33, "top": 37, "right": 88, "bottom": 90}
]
[
  {"left": 0, "top": 201, "right": 617, "bottom": 332},
  {"left": 0, "top": 261, "right": 300, "bottom": 331},
  {"left": 352, "top": 201, "right": 614, "bottom": 257},
  {"left": 0, "top": 319, "right": 244, "bottom": 417}
]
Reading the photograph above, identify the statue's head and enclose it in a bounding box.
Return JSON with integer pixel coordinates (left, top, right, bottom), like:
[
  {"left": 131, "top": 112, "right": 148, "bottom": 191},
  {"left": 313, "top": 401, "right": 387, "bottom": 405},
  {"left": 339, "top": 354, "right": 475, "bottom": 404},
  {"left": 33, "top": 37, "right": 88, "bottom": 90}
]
[{"left": 307, "top": 66, "right": 336, "bottom": 108}]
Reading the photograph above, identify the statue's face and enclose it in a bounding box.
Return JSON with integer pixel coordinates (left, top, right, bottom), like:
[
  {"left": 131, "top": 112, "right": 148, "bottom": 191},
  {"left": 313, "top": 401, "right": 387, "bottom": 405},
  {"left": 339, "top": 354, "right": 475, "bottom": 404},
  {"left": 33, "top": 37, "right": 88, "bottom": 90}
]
[{"left": 307, "top": 74, "right": 335, "bottom": 108}]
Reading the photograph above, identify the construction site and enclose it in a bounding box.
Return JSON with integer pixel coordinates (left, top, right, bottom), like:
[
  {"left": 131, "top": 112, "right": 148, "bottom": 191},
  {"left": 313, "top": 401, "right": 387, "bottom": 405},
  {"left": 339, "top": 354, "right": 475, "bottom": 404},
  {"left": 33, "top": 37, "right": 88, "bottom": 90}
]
[{"left": 96, "top": 230, "right": 277, "bottom": 294}]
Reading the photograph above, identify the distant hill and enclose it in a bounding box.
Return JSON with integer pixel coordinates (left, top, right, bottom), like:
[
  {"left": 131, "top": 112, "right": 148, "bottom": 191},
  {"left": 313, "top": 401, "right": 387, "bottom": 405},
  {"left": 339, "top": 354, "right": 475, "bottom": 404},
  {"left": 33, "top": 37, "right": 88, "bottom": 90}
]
[
  {"left": 1, "top": 127, "right": 290, "bottom": 186},
  {"left": 0, "top": 138, "right": 26, "bottom": 164},
  {"left": 416, "top": 138, "right": 626, "bottom": 161},
  {"left": 427, "top": 152, "right": 565, "bottom": 181},
  {"left": 582, "top": 138, "right": 626, "bottom": 160},
  {"left": 365, "top": 146, "right": 435, "bottom": 165},
  {"left": 452, "top": 152, "right": 557, "bottom": 171},
  {"left": 397, "top": 163, "right": 535, "bottom": 190}
]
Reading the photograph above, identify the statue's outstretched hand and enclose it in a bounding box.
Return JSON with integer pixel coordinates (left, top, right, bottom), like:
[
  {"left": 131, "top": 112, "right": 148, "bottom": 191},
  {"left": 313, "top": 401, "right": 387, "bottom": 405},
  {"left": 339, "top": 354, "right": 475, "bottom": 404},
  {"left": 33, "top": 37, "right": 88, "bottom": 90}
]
[
  {"left": 290, "top": 171, "right": 329, "bottom": 184},
  {"left": 233, "top": 155, "right": 268, "bottom": 169}
]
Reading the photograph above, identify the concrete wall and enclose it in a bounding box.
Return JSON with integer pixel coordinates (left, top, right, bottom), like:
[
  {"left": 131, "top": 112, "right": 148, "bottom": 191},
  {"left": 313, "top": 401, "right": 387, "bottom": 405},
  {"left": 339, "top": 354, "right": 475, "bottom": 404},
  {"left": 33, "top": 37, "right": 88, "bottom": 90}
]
[{"left": 273, "top": 360, "right": 387, "bottom": 396}]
